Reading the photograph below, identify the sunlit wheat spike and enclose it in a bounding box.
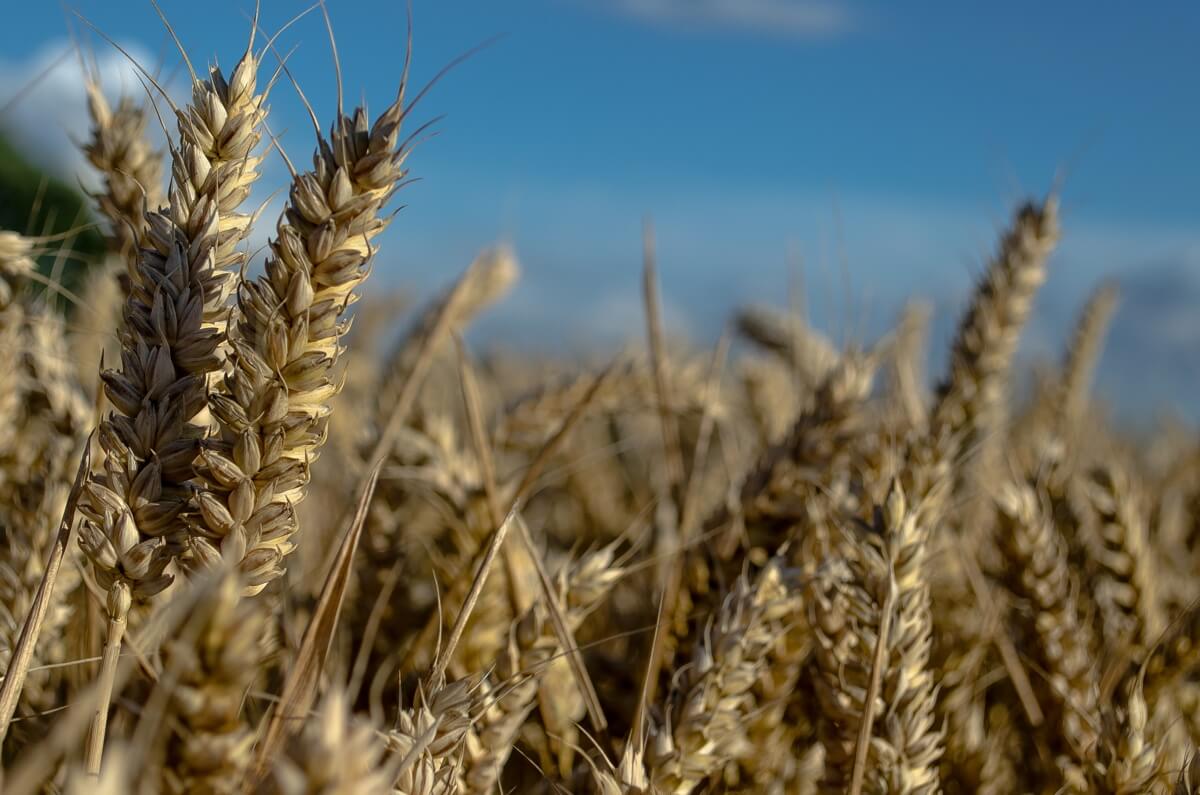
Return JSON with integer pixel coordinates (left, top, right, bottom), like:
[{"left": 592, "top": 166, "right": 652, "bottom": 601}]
[
  {"left": 190, "top": 75, "right": 412, "bottom": 594},
  {"left": 931, "top": 198, "right": 1059, "bottom": 456}
]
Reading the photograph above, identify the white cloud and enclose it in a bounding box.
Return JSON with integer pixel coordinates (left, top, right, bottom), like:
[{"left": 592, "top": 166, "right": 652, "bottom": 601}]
[
  {"left": 601, "top": 0, "right": 855, "bottom": 38},
  {"left": 0, "top": 41, "right": 173, "bottom": 192},
  {"left": 0, "top": 41, "right": 285, "bottom": 266}
]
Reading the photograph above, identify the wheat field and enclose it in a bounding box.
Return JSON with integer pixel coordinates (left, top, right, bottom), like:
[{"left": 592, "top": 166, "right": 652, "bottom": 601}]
[{"left": 0, "top": 12, "right": 1198, "bottom": 795}]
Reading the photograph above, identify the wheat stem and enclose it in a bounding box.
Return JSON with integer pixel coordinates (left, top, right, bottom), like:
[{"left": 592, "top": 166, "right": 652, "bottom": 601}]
[
  {"left": 0, "top": 433, "right": 92, "bottom": 750},
  {"left": 85, "top": 581, "right": 130, "bottom": 776},
  {"left": 849, "top": 566, "right": 896, "bottom": 795}
]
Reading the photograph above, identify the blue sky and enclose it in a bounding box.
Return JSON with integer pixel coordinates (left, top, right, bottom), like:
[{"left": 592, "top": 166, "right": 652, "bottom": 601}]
[{"left": 1, "top": 1, "right": 1198, "bottom": 419}]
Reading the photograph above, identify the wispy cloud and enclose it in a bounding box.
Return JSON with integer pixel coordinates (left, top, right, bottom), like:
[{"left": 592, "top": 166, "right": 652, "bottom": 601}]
[
  {"left": 1054, "top": 255, "right": 1200, "bottom": 422},
  {"left": 0, "top": 41, "right": 167, "bottom": 190},
  {"left": 388, "top": 172, "right": 1200, "bottom": 418},
  {"left": 599, "top": 0, "right": 855, "bottom": 39},
  {"left": 0, "top": 41, "right": 284, "bottom": 262}
]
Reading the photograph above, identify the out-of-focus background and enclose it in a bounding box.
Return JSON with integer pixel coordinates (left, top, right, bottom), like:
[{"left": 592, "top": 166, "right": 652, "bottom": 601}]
[{"left": 2, "top": 0, "right": 1197, "bottom": 421}]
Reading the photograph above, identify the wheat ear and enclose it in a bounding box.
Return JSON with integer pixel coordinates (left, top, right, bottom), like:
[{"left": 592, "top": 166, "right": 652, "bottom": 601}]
[
  {"left": 157, "top": 570, "right": 273, "bottom": 793},
  {"left": 976, "top": 704, "right": 1022, "bottom": 795},
  {"left": 734, "top": 303, "right": 841, "bottom": 388},
  {"left": 1059, "top": 281, "right": 1119, "bottom": 429},
  {"left": 887, "top": 300, "right": 932, "bottom": 429},
  {"left": 460, "top": 544, "right": 623, "bottom": 793},
  {"left": 82, "top": 81, "right": 165, "bottom": 270},
  {"left": 1083, "top": 462, "right": 1164, "bottom": 656},
  {"left": 1090, "top": 677, "right": 1165, "bottom": 794},
  {"left": 376, "top": 246, "right": 519, "bottom": 419},
  {"left": 589, "top": 744, "right": 657, "bottom": 795},
  {"left": 0, "top": 232, "right": 36, "bottom": 447},
  {"left": 273, "top": 686, "right": 393, "bottom": 795},
  {"left": 649, "top": 558, "right": 800, "bottom": 795},
  {"left": 724, "top": 354, "right": 877, "bottom": 571},
  {"left": 1140, "top": 603, "right": 1200, "bottom": 705},
  {"left": 386, "top": 677, "right": 480, "bottom": 795},
  {"left": 925, "top": 199, "right": 1058, "bottom": 487},
  {"left": 0, "top": 234, "right": 90, "bottom": 719},
  {"left": 810, "top": 483, "right": 944, "bottom": 795},
  {"left": 63, "top": 743, "right": 134, "bottom": 795},
  {"left": 866, "top": 484, "right": 944, "bottom": 794},
  {"left": 0, "top": 238, "right": 101, "bottom": 762},
  {"left": 80, "top": 38, "right": 269, "bottom": 585},
  {"left": 190, "top": 80, "right": 413, "bottom": 594},
  {"left": 76, "top": 41, "right": 268, "bottom": 774},
  {"left": 993, "top": 480, "right": 1099, "bottom": 779}
]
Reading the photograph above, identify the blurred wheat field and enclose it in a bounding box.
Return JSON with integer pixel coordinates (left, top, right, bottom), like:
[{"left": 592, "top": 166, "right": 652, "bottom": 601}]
[{"left": 0, "top": 12, "right": 1199, "bottom": 795}]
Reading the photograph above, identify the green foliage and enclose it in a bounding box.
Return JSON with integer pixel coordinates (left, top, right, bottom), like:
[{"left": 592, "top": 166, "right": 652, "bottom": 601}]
[{"left": 0, "top": 130, "right": 104, "bottom": 299}]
